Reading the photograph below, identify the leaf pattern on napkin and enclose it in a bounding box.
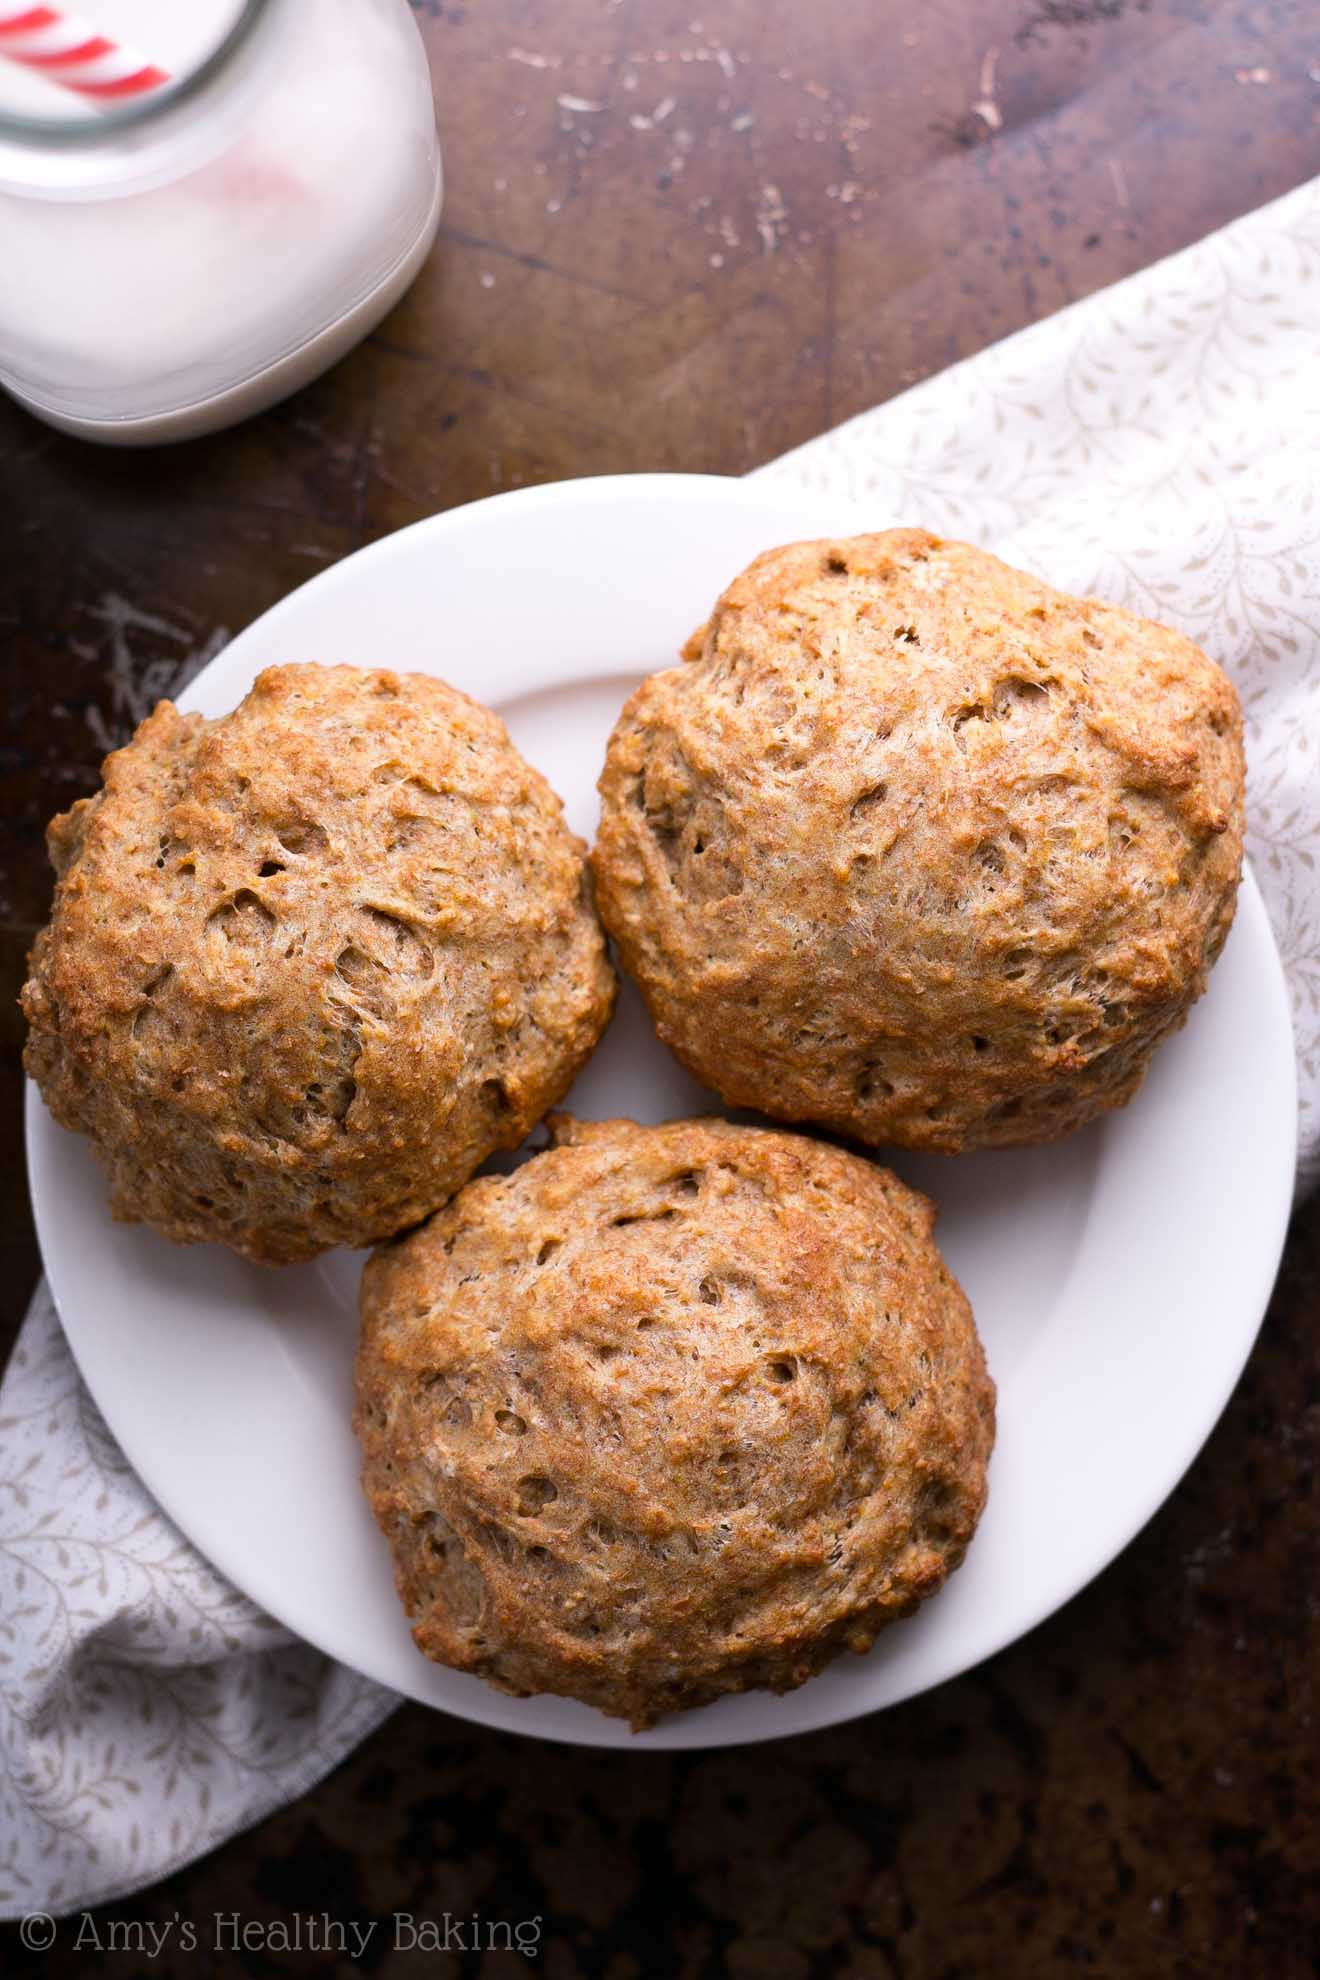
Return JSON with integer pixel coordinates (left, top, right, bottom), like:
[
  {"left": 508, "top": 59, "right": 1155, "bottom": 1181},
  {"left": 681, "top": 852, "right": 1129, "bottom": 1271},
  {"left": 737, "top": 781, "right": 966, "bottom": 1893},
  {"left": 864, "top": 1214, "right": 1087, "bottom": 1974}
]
[{"left": 0, "top": 1286, "right": 394, "bottom": 1916}]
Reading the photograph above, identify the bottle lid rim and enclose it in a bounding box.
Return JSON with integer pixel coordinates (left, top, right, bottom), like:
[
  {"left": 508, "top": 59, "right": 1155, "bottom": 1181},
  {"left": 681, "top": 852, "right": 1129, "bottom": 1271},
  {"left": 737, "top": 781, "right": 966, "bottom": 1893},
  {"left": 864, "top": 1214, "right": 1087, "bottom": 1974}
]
[{"left": 0, "top": 0, "right": 271, "bottom": 150}]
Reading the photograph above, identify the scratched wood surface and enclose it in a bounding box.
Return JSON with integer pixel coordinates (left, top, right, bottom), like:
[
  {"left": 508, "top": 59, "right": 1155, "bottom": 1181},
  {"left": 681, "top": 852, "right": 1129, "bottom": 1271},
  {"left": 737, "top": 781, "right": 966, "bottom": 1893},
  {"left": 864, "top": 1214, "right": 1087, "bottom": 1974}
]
[{"left": 2, "top": 1, "right": 1319, "bottom": 1972}]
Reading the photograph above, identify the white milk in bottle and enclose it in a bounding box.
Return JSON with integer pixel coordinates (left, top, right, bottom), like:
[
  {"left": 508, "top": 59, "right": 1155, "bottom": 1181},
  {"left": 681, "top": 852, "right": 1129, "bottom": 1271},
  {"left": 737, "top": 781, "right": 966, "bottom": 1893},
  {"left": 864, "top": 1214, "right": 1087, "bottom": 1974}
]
[{"left": 0, "top": 0, "right": 442, "bottom": 442}]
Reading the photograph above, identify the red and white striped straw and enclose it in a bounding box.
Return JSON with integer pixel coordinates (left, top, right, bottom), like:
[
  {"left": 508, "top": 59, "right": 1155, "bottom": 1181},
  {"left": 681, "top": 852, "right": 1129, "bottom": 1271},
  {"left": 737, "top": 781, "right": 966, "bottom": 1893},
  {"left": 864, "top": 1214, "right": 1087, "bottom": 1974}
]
[{"left": 0, "top": 4, "right": 169, "bottom": 104}]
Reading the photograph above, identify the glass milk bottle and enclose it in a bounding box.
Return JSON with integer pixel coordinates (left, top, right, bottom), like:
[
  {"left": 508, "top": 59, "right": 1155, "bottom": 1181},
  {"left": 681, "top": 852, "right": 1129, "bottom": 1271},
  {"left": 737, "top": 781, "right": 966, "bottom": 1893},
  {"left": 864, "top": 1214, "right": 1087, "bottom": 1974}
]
[{"left": 0, "top": 0, "right": 441, "bottom": 443}]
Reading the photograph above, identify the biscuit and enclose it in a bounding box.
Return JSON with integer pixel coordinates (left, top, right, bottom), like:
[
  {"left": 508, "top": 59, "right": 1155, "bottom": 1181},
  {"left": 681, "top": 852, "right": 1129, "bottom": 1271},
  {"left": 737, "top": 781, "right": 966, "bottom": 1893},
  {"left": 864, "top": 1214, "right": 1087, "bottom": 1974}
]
[
  {"left": 356, "top": 1114, "right": 994, "bottom": 1728},
  {"left": 23, "top": 664, "right": 615, "bottom": 1263},
  {"left": 593, "top": 530, "right": 1245, "bottom": 1150}
]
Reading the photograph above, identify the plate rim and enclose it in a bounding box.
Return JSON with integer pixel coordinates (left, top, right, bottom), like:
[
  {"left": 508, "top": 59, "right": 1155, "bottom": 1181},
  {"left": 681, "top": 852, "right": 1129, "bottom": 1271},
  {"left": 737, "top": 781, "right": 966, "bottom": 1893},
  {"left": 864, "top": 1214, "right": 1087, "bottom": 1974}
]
[{"left": 25, "top": 471, "right": 1299, "bottom": 1750}]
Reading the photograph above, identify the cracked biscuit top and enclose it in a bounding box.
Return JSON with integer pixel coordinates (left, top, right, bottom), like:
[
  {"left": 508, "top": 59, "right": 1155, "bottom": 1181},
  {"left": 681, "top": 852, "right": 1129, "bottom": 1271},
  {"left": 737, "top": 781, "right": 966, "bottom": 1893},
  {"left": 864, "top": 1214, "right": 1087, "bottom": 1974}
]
[
  {"left": 356, "top": 1114, "right": 995, "bottom": 1728},
  {"left": 23, "top": 663, "right": 615, "bottom": 1263},
  {"left": 593, "top": 529, "right": 1245, "bottom": 1151}
]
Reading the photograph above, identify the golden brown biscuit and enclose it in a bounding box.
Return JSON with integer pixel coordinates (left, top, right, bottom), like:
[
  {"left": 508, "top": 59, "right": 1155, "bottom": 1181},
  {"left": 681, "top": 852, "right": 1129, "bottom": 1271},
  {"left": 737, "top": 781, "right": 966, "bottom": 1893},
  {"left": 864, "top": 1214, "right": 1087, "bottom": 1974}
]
[
  {"left": 593, "top": 530, "right": 1245, "bottom": 1151},
  {"left": 23, "top": 664, "right": 614, "bottom": 1263},
  {"left": 356, "top": 1114, "right": 994, "bottom": 1728}
]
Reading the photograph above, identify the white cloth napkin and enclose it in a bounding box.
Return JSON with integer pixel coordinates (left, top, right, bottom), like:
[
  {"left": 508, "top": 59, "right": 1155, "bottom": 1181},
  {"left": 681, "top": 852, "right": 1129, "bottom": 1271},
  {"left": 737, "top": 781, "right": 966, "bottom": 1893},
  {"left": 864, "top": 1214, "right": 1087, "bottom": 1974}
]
[{"left": 4, "top": 174, "right": 1319, "bottom": 1919}]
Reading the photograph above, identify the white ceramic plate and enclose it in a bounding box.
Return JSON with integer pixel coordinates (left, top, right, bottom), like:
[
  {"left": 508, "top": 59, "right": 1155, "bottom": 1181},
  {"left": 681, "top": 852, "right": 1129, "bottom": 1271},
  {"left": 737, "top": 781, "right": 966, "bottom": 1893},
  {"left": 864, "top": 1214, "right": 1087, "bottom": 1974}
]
[{"left": 27, "top": 474, "right": 1297, "bottom": 1750}]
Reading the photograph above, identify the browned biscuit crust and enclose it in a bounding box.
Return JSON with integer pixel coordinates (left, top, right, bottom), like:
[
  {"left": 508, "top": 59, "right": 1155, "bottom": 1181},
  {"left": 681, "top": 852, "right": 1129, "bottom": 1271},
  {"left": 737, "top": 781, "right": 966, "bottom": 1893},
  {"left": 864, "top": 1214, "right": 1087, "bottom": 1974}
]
[
  {"left": 356, "top": 1114, "right": 994, "bottom": 1728},
  {"left": 593, "top": 530, "right": 1245, "bottom": 1151},
  {"left": 22, "top": 664, "right": 615, "bottom": 1263}
]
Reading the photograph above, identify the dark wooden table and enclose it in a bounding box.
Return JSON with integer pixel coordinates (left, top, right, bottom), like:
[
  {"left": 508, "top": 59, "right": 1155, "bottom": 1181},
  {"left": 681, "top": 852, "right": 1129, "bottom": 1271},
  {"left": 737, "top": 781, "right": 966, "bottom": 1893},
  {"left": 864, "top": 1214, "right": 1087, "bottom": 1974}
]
[{"left": 3, "top": 2, "right": 1319, "bottom": 1973}]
